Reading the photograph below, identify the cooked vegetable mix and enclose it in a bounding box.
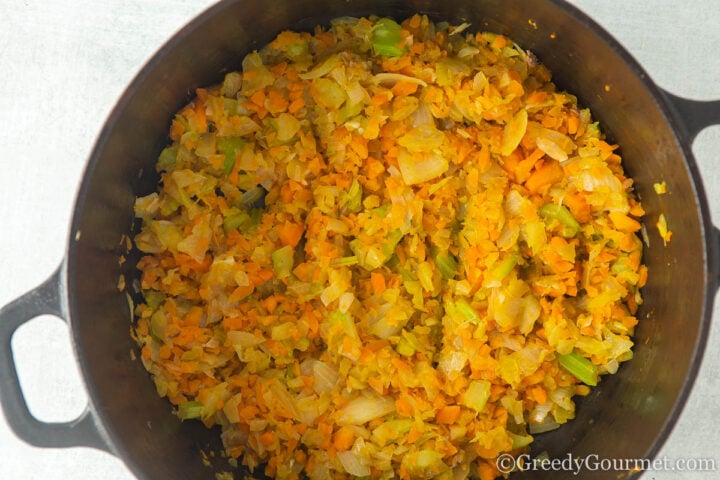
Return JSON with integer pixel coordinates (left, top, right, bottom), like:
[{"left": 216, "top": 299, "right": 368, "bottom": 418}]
[{"left": 132, "top": 15, "right": 646, "bottom": 480}]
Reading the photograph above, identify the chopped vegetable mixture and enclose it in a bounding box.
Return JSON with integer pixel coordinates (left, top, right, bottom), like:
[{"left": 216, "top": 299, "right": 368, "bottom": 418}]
[{"left": 132, "top": 15, "right": 647, "bottom": 480}]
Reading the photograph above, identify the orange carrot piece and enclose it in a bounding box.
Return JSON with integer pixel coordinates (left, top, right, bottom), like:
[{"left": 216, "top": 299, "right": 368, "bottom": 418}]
[{"left": 436, "top": 405, "right": 461, "bottom": 424}]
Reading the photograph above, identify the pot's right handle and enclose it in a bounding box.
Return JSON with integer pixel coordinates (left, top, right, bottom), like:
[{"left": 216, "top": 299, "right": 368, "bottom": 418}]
[
  {"left": 661, "top": 90, "right": 720, "bottom": 144},
  {"left": 661, "top": 90, "right": 720, "bottom": 285},
  {"left": 0, "top": 266, "right": 112, "bottom": 452}
]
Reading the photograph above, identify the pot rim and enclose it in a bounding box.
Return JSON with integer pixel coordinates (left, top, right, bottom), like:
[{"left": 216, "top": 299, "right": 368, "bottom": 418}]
[{"left": 65, "top": 0, "right": 717, "bottom": 476}]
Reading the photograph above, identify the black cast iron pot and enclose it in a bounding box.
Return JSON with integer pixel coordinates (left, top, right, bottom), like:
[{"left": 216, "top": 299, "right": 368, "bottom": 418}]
[{"left": 1, "top": 0, "right": 719, "bottom": 479}]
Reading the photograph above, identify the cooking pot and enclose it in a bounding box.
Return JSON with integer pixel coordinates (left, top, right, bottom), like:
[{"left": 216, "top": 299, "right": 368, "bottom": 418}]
[{"left": 1, "top": 0, "right": 719, "bottom": 479}]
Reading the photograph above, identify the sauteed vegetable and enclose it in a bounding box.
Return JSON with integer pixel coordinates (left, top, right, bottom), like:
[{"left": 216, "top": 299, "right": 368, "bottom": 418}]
[{"left": 132, "top": 14, "right": 646, "bottom": 480}]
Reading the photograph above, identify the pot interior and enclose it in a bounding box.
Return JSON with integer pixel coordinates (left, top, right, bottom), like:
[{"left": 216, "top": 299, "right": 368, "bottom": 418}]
[{"left": 67, "top": 1, "right": 712, "bottom": 478}]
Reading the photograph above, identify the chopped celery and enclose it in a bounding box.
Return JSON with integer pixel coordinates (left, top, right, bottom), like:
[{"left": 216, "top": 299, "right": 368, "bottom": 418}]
[
  {"left": 159, "top": 196, "right": 180, "bottom": 216},
  {"left": 272, "top": 245, "right": 295, "bottom": 279},
  {"left": 248, "top": 207, "right": 264, "bottom": 227},
  {"left": 372, "top": 205, "right": 389, "bottom": 217},
  {"left": 490, "top": 252, "right": 519, "bottom": 281},
  {"left": 350, "top": 229, "right": 403, "bottom": 271},
  {"left": 330, "top": 256, "right": 359, "bottom": 267},
  {"left": 222, "top": 97, "right": 238, "bottom": 115},
  {"left": 295, "top": 337, "right": 310, "bottom": 352},
  {"left": 271, "top": 321, "right": 296, "bottom": 341},
  {"left": 434, "top": 250, "right": 459, "bottom": 279},
  {"left": 417, "top": 261, "right": 435, "bottom": 292},
  {"left": 539, "top": 203, "right": 580, "bottom": 237},
  {"left": 508, "top": 432, "right": 534, "bottom": 449},
  {"left": 558, "top": 350, "right": 598, "bottom": 386},
  {"left": 325, "top": 310, "right": 363, "bottom": 361},
  {"left": 149, "top": 310, "right": 167, "bottom": 343},
  {"left": 463, "top": 380, "right": 491, "bottom": 412},
  {"left": 382, "top": 229, "right": 404, "bottom": 258},
  {"left": 157, "top": 145, "right": 178, "bottom": 171},
  {"left": 339, "top": 179, "right": 363, "bottom": 213},
  {"left": 372, "top": 419, "right": 414, "bottom": 446},
  {"left": 396, "top": 330, "right": 422, "bottom": 357},
  {"left": 177, "top": 400, "right": 204, "bottom": 420},
  {"left": 144, "top": 291, "right": 165, "bottom": 309},
  {"left": 455, "top": 298, "right": 480, "bottom": 324},
  {"left": 223, "top": 210, "right": 251, "bottom": 232},
  {"left": 372, "top": 18, "right": 407, "bottom": 57},
  {"left": 217, "top": 137, "right": 248, "bottom": 175},
  {"left": 374, "top": 43, "right": 406, "bottom": 57},
  {"left": 287, "top": 40, "right": 309, "bottom": 59}
]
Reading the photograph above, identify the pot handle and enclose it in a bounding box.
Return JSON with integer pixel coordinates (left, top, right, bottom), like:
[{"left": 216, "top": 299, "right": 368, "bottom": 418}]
[
  {"left": 0, "top": 266, "right": 112, "bottom": 452},
  {"left": 661, "top": 89, "right": 720, "bottom": 143}
]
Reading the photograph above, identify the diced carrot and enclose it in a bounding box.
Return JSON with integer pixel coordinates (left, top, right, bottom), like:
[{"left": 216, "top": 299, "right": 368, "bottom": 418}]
[
  {"left": 525, "top": 159, "right": 564, "bottom": 193},
  {"left": 396, "top": 395, "right": 414, "bottom": 417},
  {"left": 278, "top": 222, "right": 305, "bottom": 247},
  {"left": 609, "top": 211, "right": 642, "bottom": 233},
  {"left": 370, "top": 272, "right": 387, "bottom": 296},
  {"left": 332, "top": 426, "right": 355, "bottom": 451},
  {"left": 392, "top": 80, "right": 419, "bottom": 97},
  {"left": 436, "top": 405, "right": 461, "bottom": 424},
  {"left": 260, "top": 430, "right": 276, "bottom": 446}
]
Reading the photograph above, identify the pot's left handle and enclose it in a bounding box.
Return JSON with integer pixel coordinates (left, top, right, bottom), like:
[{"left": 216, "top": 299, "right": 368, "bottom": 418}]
[{"left": 0, "top": 266, "right": 112, "bottom": 452}]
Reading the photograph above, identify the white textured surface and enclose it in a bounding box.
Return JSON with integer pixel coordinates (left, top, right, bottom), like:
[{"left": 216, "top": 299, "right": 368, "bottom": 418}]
[{"left": 0, "top": 1, "right": 718, "bottom": 479}]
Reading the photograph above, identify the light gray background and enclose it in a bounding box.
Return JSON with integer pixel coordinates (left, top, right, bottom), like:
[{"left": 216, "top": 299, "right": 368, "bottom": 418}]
[{"left": 1, "top": 1, "right": 718, "bottom": 479}]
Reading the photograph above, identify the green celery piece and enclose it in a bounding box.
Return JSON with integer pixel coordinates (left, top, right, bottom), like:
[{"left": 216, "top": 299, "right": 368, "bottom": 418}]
[
  {"left": 295, "top": 337, "right": 310, "bottom": 351},
  {"left": 539, "top": 203, "right": 581, "bottom": 237},
  {"left": 372, "top": 419, "right": 414, "bottom": 446},
  {"left": 455, "top": 298, "right": 480, "bottom": 324},
  {"left": 157, "top": 145, "right": 178, "bottom": 171},
  {"left": 490, "top": 252, "right": 519, "bottom": 281},
  {"left": 350, "top": 229, "right": 403, "bottom": 271},
  {"left": 508, "top": 432, "right": 534, "bottom": 449},
  {"left": 144, "top": 291, "right": 165, "bottom": 309},
  {"left": 381, "top": 229, "right": 404, "bottom": 258},
  {"left": 558, "top": 350, "right": 598, "bottom": 386},
  {"left": 330, "top": 256, "right": 359, "bottom": 267},
  {"left": 340, "top": 179, "right": 363, "bottom": 213},
  {"left": 374, "top": 44, "right": 406, "bottom": 57},
  {"left": 372, "top": 205, "right": 389, "bottom": 217},
  {"left": 222, "top": 98, "right": 238, "bottom": 115},
  {"left": 247, "top": 207, "right": 264, "bottom": 227},
  {"left": 159, "top": 196, "right": 181, "bottom": 216},
  {"left": 372, "top": 18, "right": 407, "bottom": 57},
  {"left": 217, "top": 137, "right": 248, "bottom": 175},
  {"left": 272, "top": 245, "right": 295, "bottom": 279},
  {"left": 149, "top": 310, "right": 167, "bottom": 343},
  {"left": 223, "top": 211, "right": 251, "bottom": 232},
  {"left": 177, "top": 401, "right": 204, "bottom": 420},
  {"left": 433, "top": 250, "right": 459, "bottom": 279},
  {"left": 463, "top": 380, "right": 491, "bottom": 412},
  {"left": 287, "top": 40, "right": 309, "bottom": 58}
]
